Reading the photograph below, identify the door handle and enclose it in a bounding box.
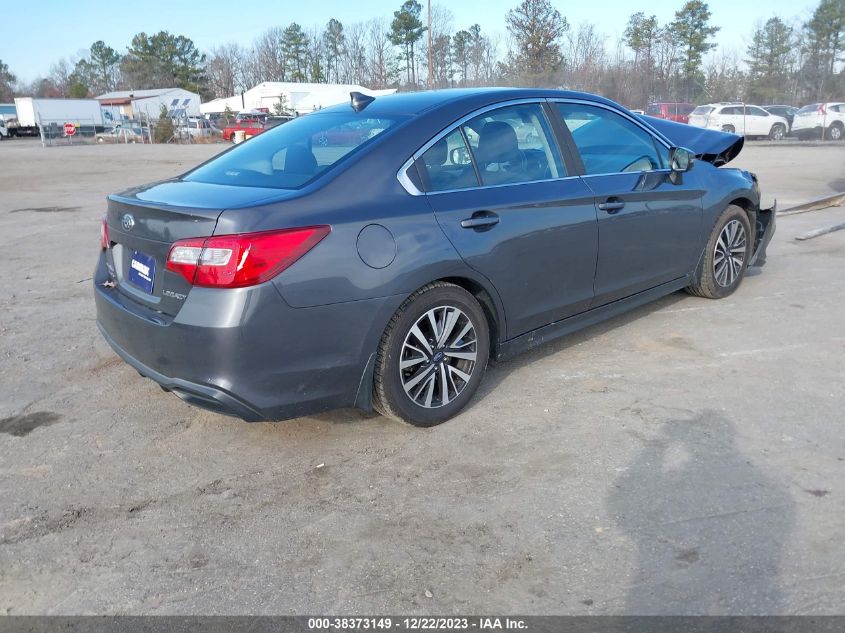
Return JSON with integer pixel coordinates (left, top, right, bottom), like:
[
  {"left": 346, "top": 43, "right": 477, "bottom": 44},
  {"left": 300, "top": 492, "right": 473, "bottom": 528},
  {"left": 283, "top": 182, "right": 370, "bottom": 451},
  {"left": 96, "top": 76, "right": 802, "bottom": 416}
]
[
  {"left": 598, "top": 198, "right": 625, "bottom": 213},
  {"left": 460, "top": 211, "right": 500, "bottom": 230}
]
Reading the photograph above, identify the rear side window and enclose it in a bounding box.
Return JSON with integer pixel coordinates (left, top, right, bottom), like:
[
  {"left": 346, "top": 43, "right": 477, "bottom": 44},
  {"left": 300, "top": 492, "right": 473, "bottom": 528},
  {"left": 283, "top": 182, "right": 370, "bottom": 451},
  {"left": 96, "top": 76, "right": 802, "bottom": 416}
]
[
  {"left": 556, "top": 103, "right": 663, "bottom": 175},
  {"left": 186, "top": 113, "right": 403, "bottom": 189},
  {"left": 419, "top": 129, "right": 479, "bottom": 192}
]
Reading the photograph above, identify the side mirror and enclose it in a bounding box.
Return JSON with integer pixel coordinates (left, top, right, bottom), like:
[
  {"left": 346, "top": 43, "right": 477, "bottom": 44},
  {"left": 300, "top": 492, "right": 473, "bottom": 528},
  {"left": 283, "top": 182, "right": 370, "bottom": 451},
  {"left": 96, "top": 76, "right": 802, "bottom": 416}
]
[
  {"left": 669, "top": 147, "right": 694, "bottom": 173},
  {"left": 450, "top": 146, "right": 471, "bottom": 165}
]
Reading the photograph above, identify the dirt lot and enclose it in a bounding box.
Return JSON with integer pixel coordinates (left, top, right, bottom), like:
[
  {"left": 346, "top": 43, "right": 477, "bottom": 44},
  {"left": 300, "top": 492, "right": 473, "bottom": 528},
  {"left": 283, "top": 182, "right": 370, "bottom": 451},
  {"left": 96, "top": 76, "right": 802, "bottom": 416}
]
[{"left": 0, "top": 139, "right": 843, "bottom": 615}]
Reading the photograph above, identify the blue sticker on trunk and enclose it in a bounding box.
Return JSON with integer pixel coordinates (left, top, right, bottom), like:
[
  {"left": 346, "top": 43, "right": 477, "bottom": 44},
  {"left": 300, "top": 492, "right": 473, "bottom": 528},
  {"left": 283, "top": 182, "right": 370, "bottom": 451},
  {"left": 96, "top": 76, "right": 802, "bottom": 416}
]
[{"left": 128, "top": 250, "right": 155, "bottom": 294}]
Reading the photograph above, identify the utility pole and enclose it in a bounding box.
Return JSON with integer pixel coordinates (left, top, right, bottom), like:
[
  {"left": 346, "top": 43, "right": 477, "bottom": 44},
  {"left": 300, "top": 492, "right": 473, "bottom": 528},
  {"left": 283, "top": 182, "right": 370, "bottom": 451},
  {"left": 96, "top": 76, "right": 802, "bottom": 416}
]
[{"left": 427, "top": 0, "right": 433, "bottom": 89}]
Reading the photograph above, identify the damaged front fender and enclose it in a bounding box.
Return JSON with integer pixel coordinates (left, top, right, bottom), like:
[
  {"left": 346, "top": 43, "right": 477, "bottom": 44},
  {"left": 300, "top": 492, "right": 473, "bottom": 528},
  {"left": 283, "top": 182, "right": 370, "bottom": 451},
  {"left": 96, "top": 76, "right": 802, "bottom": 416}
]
[{"left": 750, "top": 200, "right": 776, "bottom": 267}]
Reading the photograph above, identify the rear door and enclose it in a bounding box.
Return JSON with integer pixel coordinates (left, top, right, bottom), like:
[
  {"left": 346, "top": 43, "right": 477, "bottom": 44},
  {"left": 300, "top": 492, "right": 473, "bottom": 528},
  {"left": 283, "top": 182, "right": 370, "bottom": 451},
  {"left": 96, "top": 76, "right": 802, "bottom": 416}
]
[
  {"left": 421, "top": 102, "right": 598, "bottom": 338},
  {"left": 553, "top": 101, "right": 704, "bottom": 306}
]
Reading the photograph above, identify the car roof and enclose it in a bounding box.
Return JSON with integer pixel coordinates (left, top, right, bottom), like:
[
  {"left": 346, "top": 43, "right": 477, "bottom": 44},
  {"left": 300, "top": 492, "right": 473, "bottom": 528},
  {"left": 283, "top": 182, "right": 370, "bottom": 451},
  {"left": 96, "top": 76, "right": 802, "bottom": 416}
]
[{"left": 316, "top": 87, "right": 627, "bottom": 117}]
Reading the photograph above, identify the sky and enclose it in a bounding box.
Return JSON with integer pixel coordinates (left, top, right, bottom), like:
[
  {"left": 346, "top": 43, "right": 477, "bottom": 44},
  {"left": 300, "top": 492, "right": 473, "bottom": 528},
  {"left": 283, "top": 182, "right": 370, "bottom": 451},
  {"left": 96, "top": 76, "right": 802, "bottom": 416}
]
[{"left": 1, "top": 0, "right": 819, "bottom": 83}]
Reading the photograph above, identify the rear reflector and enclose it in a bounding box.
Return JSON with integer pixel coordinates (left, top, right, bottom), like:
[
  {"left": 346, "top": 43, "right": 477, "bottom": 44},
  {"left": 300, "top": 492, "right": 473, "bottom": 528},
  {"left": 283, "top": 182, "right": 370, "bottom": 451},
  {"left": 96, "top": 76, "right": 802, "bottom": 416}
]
[
  {"left": 100, "top": 215, "right": 109, "bottom": 250},
  {"left": 166, "top": 226, "right": 330, "bottom": 288}
]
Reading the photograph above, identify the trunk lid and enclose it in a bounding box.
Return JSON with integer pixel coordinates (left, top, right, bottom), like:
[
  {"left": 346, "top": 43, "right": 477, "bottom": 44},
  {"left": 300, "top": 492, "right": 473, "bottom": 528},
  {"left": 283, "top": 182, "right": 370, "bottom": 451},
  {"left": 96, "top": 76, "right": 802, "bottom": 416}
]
[{"left": 105, "top": 179, "right": 288, "bottom": 316}]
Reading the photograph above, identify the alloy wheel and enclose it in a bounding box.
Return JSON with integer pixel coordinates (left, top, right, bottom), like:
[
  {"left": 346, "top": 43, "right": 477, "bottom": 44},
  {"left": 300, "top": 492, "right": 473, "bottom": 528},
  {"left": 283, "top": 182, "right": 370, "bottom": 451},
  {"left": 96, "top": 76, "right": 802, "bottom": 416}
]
[
  {"left": 399, "top": 306, "right": 478, "bottom": 409},
  {"left": 714, "top": 219, "right": 746, "bottom": 287}
]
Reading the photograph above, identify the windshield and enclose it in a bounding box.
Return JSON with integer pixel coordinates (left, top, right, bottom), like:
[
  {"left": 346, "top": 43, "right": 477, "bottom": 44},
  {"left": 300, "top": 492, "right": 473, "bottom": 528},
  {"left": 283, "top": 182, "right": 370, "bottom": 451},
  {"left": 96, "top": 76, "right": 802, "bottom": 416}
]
[{"left": 186, "top": 112, "right": 404, "bottom": 189}]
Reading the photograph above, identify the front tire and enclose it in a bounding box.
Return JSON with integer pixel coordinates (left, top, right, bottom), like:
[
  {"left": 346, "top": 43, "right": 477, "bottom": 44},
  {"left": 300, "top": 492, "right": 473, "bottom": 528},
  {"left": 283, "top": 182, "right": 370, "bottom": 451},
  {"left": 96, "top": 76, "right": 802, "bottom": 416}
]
[
  {"left": 687, "top": 205, "right": 752, "bottom": 299},
  {"left": 373, "top": 282, "right": 490, "bottom": 427},
  {"left": 828, "top": 123, "right": 843, "bottom": 141},
  {"left": 769, "top": 124, "right": 785, "bottom": 140}
]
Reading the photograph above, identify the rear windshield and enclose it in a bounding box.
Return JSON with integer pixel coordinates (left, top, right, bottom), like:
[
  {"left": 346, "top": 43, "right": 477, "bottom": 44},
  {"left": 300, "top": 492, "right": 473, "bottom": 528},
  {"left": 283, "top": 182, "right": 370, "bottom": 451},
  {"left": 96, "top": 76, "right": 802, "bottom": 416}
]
[
  {"left": 691, "top": 106, "right": 713, "bottom": 115},
  {"left": 797, "top": 104, "right": 820, "bottom": 113},
  {"left": 186, "top": 112, "right": 403, "bottom": 189}
]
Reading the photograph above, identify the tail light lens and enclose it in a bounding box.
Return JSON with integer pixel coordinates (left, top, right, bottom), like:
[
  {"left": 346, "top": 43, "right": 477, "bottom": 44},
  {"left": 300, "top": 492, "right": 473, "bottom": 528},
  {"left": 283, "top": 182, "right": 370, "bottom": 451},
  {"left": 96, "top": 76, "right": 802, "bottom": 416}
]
[
  {"left": 166, "top": 226, "right": 330, "bottom": 288},
  {"left": 100, "top": 215, "right": 109, "bottom": 250}
]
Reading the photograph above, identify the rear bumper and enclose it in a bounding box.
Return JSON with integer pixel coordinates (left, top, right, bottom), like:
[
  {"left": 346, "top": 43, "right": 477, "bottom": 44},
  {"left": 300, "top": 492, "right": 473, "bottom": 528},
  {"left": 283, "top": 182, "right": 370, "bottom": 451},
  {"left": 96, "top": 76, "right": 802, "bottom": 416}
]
[
  {"left": 94, "top": 254, "right": 402, "bottom": 421},
  {"left": 97, "top": 322, "right": 266, "bottom": 421}
]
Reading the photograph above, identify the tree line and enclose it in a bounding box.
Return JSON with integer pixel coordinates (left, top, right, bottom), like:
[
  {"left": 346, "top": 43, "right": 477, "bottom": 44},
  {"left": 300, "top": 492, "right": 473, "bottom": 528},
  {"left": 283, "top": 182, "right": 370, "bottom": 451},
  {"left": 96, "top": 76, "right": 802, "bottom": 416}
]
[{"left": 0, "top": 0, "right": 842, "bottom": 108}]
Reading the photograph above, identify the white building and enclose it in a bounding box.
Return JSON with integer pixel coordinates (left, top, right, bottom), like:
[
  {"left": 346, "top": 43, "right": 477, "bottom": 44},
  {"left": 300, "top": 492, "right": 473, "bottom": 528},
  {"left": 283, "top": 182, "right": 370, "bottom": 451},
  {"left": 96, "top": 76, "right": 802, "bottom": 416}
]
[
  {"left": 97, "top": 88, "right": 202, "bottom": 122},
  {"left": 200, "top": 82, "right": 396, "bottom": 116}
]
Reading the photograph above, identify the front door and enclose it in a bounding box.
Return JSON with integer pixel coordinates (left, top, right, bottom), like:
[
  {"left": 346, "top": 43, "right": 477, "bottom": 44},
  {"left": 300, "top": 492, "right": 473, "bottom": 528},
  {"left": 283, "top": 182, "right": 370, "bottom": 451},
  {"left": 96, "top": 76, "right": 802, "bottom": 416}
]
[{"left": 553, "top": 102, "right": 705, "bottom": 306}]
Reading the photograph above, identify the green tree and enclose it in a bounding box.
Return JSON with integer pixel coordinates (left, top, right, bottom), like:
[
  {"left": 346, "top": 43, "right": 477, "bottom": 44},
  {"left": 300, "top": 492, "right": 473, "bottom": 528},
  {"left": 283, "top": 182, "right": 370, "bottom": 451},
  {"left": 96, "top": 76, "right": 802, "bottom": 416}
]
[
  {"left": 389, "top": 0, "right": 426, "bottom": 86},
  {"left": 452, "top": 30, "right": 472, "bottom": 85},
  {"left": 68, "top": 78, "right": 89, "bottom": 98},
  {"left": 323, "top": 19, "right": 346, "bottom": 83},
  {"left": 281, "top": 23, "right": 309, "bottom": 82},
  {"left": 0, "top": 59, "right": 17, "bottom": 101},
  {"left": 272, "top": 94, "right": 291, "bottom": 116},
  {"left": 121, "top": 32, "right": 208, "bottom": 96},
  {"left": 745, "top": 17, "right": 795, "bottom": 103},
  {"left": 670, "top": 1, "right": 720, "bottom": 101},
  {"left": 504, "top": 0, "right": 568, "bottom": 85},
  {"left": 802, "top": 0, "right": 845, "bottom": 99},
  {"left": 624, "top": 12, "right": 659, "bottom": 68},
  {"left": 154, "top": 104, "right": 174, "bottom": 143}
]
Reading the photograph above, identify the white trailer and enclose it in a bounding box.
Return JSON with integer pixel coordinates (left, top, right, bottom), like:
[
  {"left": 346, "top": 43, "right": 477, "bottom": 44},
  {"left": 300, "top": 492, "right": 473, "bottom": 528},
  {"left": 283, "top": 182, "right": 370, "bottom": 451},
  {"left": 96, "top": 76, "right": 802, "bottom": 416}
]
[{"left": 11, "top": 98, "right": 105, "bottom": 137}]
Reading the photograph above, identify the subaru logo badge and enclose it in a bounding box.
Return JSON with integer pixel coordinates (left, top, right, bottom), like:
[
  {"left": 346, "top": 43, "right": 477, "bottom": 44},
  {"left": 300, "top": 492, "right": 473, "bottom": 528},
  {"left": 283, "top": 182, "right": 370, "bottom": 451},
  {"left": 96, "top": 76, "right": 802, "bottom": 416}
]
[{"left": 122, "top": 214, "right": 135, "bottom": 231}]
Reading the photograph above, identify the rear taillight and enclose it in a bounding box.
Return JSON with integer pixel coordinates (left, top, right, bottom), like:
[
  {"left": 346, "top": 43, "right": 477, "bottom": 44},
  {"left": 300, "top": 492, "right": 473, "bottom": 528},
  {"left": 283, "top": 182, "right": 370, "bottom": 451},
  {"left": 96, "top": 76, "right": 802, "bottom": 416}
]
[
  {"left": 166, "top": 226, "right": 330, "bottom": 288},
  {"left": 100, "top": 215, "right": 109, "bottom": 250}
]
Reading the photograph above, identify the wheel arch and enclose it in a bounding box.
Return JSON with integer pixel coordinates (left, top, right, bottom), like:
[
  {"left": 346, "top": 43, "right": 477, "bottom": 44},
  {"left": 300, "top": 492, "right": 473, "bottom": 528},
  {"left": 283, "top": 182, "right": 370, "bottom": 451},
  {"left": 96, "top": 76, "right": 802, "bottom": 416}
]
[{"left": 353, "top": 273, "right": 506, "bottom": 412}]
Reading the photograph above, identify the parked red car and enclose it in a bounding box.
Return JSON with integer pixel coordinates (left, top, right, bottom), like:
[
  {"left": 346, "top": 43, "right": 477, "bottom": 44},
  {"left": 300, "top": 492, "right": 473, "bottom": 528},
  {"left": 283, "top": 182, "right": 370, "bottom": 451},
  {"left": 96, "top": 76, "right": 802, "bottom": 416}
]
[
  {"left": 645, "top": 102, "right": 696, "bottom": 123},
  {"left": 222, "top": 120, "right": 265, "bottom": 142}
]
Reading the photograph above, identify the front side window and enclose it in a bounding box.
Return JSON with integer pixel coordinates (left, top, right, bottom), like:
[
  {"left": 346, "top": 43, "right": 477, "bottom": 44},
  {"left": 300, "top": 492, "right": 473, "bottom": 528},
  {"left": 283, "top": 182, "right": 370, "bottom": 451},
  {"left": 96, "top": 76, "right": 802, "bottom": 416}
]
[
  {"left": 185, "top": 113, "right": 403, "bottom": 189},
  {"left": 462, "top": 104, "right": 565, "bottom": 186},
  {"left": 556, "top": 103, "right": 663, "bottom": 175}
]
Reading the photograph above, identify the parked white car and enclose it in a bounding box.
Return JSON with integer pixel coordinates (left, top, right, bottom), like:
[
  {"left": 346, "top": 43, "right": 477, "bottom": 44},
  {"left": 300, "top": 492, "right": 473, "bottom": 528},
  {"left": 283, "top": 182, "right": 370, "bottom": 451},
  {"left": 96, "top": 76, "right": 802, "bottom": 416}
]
[
  {"left": 688, "top": 103, "right": 789, "bottom": 140},
  {"left": 0, "top": 119, "right": 8, "bottom": 139},
  {"left": 791, "top": 102, "right": 845, "bottom": 141}
]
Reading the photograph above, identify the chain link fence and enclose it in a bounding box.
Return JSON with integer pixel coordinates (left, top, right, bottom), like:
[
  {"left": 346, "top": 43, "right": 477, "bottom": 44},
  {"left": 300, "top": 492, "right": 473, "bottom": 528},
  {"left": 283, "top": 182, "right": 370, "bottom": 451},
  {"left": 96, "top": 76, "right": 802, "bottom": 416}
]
[{"left": 36, "top": 113, "right": 224, "bottom": 147}]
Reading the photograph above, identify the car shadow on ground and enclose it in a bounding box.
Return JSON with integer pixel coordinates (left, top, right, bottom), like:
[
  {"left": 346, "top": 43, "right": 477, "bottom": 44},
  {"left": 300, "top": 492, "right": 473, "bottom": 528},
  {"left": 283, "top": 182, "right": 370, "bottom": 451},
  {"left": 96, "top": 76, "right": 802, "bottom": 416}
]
[{"left": 609, "top": 409, "right": 795, "bottom": 614}]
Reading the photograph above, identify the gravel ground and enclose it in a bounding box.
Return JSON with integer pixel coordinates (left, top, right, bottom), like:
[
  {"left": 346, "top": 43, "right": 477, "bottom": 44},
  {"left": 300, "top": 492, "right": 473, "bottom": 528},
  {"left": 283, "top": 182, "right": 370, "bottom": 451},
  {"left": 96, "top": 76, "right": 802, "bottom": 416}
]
[{"left": 0, "top": 139, "right": 843, "bottom": 615}]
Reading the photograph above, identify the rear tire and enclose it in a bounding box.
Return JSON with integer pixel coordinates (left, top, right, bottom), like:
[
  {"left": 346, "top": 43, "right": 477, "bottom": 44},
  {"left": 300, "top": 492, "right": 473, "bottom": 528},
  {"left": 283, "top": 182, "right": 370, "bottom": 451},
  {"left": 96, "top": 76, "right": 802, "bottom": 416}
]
[
  {"left": 828, "top": 123, "right": 843, "bottom": 141},
  {"left": 687, "top": 205, "right": 752, "bottom": 299},
  {"left": 373, "top": 282, "right": 490, "bottom": 427}
]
